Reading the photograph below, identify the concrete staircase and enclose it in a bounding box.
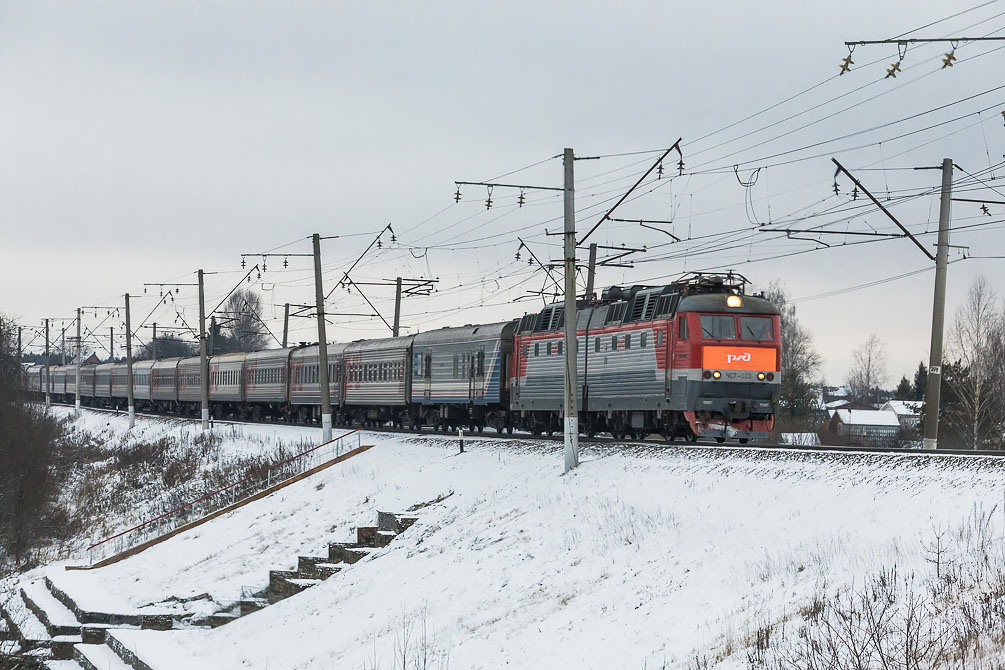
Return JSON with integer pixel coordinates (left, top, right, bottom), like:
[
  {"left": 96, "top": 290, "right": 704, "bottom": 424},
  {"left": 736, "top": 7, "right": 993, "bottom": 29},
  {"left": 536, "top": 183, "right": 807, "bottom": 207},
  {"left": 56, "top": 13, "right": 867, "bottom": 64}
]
[
  {"left": 235, "top": 511, "right": 417, "bottom": 618},
  {"left": 0, "top": 574, "right": 175, "bottom": 668},
  {"left": 4, "top": 510, "right": 419, "bottom": 668}
]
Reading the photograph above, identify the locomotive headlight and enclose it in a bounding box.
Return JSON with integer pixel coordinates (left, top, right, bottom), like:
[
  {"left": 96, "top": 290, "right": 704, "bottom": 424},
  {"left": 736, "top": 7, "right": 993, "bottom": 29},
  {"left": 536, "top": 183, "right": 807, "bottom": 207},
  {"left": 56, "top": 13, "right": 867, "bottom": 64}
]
[
  {"left": 757, "top": 372, "right": 766, "bottom": 381},
  {"left": 712, "top": 370, "right": 721, "bottom": 379},
  {"left": 726, "top": 295, "right": 743, "bottom": 308}
]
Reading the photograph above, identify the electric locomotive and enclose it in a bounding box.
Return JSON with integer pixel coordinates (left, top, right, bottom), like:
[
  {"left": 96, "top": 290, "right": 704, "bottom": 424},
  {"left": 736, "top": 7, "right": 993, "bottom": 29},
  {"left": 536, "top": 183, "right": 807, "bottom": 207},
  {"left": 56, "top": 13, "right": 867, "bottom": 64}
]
[{"left": 510, "top": 273, "right": 780, "bottom": 442}]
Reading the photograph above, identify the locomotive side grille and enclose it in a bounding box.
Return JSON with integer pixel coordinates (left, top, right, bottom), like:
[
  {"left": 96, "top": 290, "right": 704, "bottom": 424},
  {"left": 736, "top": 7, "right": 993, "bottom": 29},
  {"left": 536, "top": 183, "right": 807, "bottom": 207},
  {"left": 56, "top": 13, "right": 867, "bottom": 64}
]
[{"left": 605, "top": 303, "right": 627, "bottom": 324}]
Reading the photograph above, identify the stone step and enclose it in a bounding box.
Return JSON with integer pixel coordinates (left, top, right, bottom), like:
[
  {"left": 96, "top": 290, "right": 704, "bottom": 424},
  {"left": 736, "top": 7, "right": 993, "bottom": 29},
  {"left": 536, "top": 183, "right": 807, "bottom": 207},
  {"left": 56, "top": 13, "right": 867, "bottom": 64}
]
[
  {"left": 22, "top": 581, "right": 83, "bottom": 637},
  {"left": 74, "top": 643, "right": 133, "bottom": 670},
  {"left": 356, "top": 526, "right": 378, "bottom": 547},
  {"left": 374, "top": 530, "right": 397, "bottom": 548},
  {"left": 51, "top": 634, "right": 83, "bottom": 661},
  {"left": 328, "top": 542, "right": 376, "bottom": 564},
  {"left": 106, "top": 631, "right": 152, "bottom": 670},
  {"left": 378, "top": 511, "right": 419, "bottom": 534},
  {"left": 2, "top": 590, "right": 52, "bottom": 650},
  {"left": 46, "top": 660, "right": 85, "bottom": 670},
  {"left": 268, "top": 571, "right": 320, "bottom": 605},
  {"left": 296, "top": 556, "right": 344, "bottom": 580},
  {"left": 45, "top": 576, "right": 169, "bottom": 630},
  {"left": 239, "top": 598, "right": 268, "bottom": 617},
  {"left": 208, "top": 611, "right": 240, "bottom": 628},
  {"left": 342, "top": 546, "right": 375, "bottom": 564}
]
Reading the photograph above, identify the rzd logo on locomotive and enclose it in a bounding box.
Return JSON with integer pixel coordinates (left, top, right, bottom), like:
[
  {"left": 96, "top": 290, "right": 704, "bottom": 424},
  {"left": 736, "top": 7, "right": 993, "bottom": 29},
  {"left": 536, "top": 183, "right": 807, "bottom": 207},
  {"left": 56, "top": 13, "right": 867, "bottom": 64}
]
[{"left": 702, "top": 346, "right": 776, "bottom": 371}]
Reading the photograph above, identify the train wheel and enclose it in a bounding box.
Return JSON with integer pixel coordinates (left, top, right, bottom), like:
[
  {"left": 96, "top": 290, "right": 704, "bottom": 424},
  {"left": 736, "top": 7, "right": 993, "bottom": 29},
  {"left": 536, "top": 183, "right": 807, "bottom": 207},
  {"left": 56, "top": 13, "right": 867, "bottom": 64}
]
[
  {"left": 715, "top": 437, "right": 726, "bottom": 444},
  {"left": 739, "top": 438, "right": 749, "bottom": 445}
]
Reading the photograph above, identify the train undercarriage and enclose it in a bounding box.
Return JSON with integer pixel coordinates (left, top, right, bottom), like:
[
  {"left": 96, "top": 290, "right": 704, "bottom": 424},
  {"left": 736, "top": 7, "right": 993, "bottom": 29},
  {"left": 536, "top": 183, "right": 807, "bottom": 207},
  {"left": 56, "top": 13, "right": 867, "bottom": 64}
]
[{"left": 57, "top": 396, "right": 771, "bottom": 443}]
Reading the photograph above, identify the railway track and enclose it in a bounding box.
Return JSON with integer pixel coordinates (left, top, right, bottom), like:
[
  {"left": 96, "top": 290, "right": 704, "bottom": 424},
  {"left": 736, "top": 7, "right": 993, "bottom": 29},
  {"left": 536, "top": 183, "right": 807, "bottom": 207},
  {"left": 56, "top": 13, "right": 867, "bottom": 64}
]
[{"left": 41, "top": 399, "right": 1005, "bottom": 459}]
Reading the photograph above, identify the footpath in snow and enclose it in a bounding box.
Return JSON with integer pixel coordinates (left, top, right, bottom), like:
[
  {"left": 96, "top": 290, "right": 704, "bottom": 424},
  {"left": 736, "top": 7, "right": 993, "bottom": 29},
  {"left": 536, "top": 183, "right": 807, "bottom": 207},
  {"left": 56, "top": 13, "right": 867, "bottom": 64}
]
[{"left": 17, "top": 409, "right": 1005, "bottom": 668}]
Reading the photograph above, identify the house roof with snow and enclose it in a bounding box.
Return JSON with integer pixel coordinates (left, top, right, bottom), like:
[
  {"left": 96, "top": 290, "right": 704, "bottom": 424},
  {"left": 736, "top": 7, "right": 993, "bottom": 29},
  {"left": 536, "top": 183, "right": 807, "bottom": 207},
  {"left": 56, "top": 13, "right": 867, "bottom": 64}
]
[
  {"left": 880, "top": 400, "right": 922, "bottom": 416},
  {"left": 831, "top": 409, "right": 901, "bottom": 427}
]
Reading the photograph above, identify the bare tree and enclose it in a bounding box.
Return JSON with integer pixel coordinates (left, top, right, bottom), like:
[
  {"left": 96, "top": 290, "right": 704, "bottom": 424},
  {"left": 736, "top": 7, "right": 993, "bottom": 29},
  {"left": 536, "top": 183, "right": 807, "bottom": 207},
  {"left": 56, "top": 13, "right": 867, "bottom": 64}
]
[
  {"left": 219, "top": 289, "right": 269, "bottom": 353},
  {"left": 943, "top": 276, "right": 1005, "bottom": 450},
  {"left": 135, "top": 333, "right": 195, "bottom": 361},
  {"left": 765, "top": 281, "right": 822, "bottom": 419},
  {"left": 847, "top": 333, "right": 887, "bottom": 404}
]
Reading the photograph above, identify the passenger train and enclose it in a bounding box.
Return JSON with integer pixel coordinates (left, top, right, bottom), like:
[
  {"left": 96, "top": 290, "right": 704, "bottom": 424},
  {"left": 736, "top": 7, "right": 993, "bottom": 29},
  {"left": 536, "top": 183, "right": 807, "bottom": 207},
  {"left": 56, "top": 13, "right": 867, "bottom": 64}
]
[{"left": 25, "top": 273, "right": 782, "bottom": 442}]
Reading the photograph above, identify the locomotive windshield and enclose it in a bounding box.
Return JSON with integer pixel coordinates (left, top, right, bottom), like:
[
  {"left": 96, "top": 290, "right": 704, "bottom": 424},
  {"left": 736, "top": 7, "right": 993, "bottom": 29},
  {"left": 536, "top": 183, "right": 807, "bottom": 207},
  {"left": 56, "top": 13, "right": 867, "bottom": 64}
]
[
  {"left": 740, "top": 316, "right": 773, "bottom": 341},
  {"left": 700, "top": 315, "right": 736, "bottom": 339}
]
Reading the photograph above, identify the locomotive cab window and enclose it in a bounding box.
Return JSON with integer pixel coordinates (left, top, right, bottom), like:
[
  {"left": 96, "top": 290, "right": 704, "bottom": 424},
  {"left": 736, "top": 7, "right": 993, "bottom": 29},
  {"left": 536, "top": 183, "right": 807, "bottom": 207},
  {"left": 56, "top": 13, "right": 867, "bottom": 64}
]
[
  {"left": 740, "top": 316, "right": 773, "bottom": 341},
  {"left": 700, "top": 315, "right": 736, "bottom": 339},
  {"left": 678, "top": 317, "right": 689, "bottom": 339}
]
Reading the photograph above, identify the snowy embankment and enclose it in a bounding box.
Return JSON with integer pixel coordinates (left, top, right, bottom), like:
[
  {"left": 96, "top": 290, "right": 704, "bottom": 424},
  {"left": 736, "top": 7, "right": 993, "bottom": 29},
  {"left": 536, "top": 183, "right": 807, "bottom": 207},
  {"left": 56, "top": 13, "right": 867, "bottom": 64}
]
[{"left": 24, "top": 410, "right": 1005, "bottom": 667}]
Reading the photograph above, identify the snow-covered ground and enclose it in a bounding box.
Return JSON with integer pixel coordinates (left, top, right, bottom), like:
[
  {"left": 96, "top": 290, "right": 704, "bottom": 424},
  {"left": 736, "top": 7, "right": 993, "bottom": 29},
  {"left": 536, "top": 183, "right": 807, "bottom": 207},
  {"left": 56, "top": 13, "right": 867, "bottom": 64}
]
[{"left": 18, "top": 409, "right": 1005, "bottom": 668}]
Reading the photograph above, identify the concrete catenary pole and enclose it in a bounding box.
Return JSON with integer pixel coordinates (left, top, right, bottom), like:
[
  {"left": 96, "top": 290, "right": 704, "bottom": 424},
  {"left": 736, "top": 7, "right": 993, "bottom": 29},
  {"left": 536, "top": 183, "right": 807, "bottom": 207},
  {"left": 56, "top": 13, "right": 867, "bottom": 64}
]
[
  {"left": 282, "top": 303, "right": 290, "bottom": 348},
  {"left": 198, "top": 269, "right": 210, "bottom": 431},
  {"left": 124, "top": 293, "right": 135, "bottom": 429},
  {"left": 109, "top": 326, "right": 114, "bottom": 361},
  {"left": 313, "top": 233, "right": 333, "bottom": 442},
  {"left": 75, "top": 308, "right": 81, "bottom": 414},
  {"left": 61, "top": 327, "right": 66, "bottom": 365},
  {"left": 923, "top": 157, "right": 954, "bottom": 450},
  {"left": 151, "top": 323, "right": 157, "bottom": 361},
  {"left": 44, "top": 318, "right": 50, "bottom": 407},
  {"left": 562, "top": 147, "right": 579, "bottom": 473},
  {"left": 392, "top": 277, "right": 403, "bottom": 337},
  {"left": 209, "top": 316, "right": 216, "bottom": 357},
  {"left": 585, "top": 243, "right": 598, "bottom": 299}
]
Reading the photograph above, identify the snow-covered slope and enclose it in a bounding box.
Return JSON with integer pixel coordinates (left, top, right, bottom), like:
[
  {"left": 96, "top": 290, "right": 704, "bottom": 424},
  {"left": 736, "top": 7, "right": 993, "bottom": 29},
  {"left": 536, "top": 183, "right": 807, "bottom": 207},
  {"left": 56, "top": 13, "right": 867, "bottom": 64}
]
[{"left": 37, "top": 411, "right": 1005, "bottom": 669}]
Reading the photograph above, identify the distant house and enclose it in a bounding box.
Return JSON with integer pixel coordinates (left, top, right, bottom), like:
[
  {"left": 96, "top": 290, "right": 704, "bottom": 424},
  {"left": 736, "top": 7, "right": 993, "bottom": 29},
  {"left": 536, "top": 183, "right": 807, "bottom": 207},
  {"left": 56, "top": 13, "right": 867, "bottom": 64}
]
[
  {"left": 827, "top": 409, "right": 901, "bottom": 446},
  {"left": 880, "top": 400, "right": 922, "bottom": 429},
  {"left": 82, "top": 352, "right": 100, "bottom": 365}
]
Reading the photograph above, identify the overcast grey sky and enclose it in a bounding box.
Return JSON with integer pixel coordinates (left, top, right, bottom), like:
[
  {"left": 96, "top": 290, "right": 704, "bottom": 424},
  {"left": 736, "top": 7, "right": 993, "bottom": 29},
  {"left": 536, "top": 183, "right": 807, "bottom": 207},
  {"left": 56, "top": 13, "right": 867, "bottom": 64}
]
[{"left": 3, "top": 0, "right": 1004, "bottom": 384}]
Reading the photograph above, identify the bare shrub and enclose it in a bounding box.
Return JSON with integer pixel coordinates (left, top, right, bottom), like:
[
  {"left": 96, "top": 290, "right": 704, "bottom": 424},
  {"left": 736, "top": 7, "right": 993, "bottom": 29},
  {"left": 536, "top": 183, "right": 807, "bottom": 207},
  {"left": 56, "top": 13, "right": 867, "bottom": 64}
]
[{"left": 746, "top": 507, "right": 1005, "bottom": 669}]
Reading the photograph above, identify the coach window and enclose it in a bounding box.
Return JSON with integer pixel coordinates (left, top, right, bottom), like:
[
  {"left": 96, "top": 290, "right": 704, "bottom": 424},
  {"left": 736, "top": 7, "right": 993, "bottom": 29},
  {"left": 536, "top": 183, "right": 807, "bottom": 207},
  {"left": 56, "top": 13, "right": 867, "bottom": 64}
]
[
  {"left": 740, "top": 316, "right": 773, "bottom": 341},
  {"left": 534, "top": 342, "right": 539, "bottom": 357},
  {"left": 453, "top": 355, "right": 459, "bottom": 378},
  {"left": 557, "top": 341, "right": 563, "bottom": 356},
  {"left": 625, "top": 334, "right": 632, "bottom": 350},
  {"left": 477, "top": 350, "right": 485, "bottom": 377},
  {"left": 701, "top": 315, "right": 736, "bottom": 340},
  {"left": 641, "top": 332, "right": 648, "bottom": 348},
  {"left": 546, "top": 342, "right": 552, "bottom": 356},
  {"left": 611, "top": 335, "right": 617, "bottom": 350}
]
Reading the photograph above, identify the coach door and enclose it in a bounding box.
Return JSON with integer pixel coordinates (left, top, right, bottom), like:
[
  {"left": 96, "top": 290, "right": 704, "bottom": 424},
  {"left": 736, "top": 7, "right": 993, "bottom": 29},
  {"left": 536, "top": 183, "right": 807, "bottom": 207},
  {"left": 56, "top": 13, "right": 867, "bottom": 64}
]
[{"left": 670, "top": 314, "right": 690, "bottom": 409}]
